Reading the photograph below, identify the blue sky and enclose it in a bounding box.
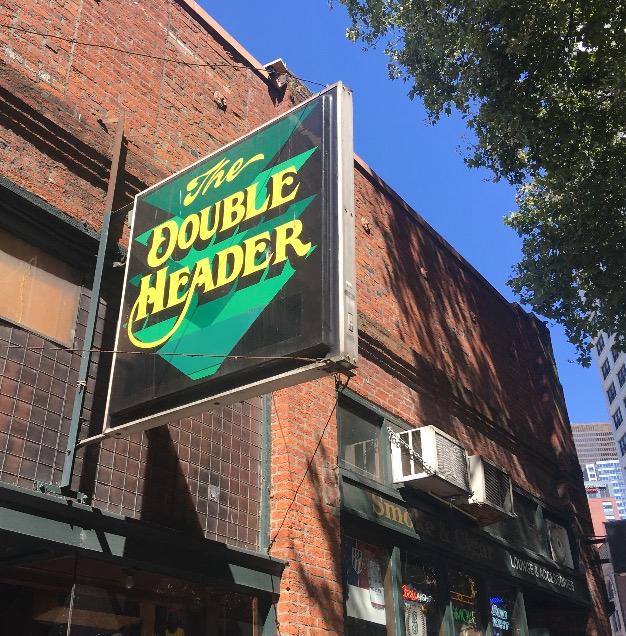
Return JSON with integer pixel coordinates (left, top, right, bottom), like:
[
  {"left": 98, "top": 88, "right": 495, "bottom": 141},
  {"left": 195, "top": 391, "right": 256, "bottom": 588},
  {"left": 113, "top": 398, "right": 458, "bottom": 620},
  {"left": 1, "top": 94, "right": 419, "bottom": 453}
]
[{"left": 202, "top": 0, "right": 607, "bottom": 424}]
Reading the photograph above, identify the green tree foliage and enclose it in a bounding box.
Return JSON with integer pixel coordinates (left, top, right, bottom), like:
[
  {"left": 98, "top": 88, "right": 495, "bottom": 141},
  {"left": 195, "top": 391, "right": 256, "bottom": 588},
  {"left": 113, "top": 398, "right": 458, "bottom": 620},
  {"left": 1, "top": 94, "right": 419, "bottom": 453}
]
[{"left": 339, "top": 0, "right": 626, "bottom": 364}]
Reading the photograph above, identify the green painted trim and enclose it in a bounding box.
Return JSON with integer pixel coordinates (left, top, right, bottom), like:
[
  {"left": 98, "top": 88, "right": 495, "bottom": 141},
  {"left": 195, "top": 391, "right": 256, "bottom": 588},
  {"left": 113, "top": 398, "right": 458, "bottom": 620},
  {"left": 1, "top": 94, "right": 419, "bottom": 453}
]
[
  {"left": 390, "top": 546, "right": 403, "bottom": 636},
  {"left": 259, "top": 394, "right": 272, "bottom": 552},
  {"left": 262, "top": 603, "right": 278, "bottom": 636},
  {"left": 0, "top": 483, "right": 285, "bottom": 595},
  {"left": 339, "top": 387, "right": 411, "bottom": 432},
  {"left": 0, "top": 174, "right": 99, "bottom": 241},
  {"left": 339, "top": 462, "right": 407, "bottom": 503}
]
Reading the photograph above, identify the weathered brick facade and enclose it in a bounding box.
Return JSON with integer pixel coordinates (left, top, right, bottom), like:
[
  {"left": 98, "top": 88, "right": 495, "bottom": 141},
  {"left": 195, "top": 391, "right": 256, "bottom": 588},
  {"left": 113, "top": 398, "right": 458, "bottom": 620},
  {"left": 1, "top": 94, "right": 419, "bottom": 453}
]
[{"left": 0, "top": 1, "right": 610, "bottom": 634}]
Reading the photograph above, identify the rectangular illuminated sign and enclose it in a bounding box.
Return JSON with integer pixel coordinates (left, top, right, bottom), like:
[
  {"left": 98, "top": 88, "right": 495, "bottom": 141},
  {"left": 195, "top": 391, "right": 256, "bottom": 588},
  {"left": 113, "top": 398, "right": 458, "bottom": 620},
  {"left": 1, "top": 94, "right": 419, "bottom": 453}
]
[{"left": 97, "top": 83, "right": 356, "bottom": 437}]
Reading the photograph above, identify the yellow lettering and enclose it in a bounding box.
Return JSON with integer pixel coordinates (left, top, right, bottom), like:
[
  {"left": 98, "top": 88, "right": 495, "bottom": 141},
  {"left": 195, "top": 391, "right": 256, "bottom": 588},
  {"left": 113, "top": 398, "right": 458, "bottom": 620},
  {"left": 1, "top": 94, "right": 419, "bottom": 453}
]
[
  {"left": 199, "top": 204, "right": 220, "bottom": 241},
  {"left": 133, "top": 267, "right": 168, "bottom": 321},
  {"left": 244, "top": 182, "right": 270, "bottom": 221},
  {"left": 226, "top": 157, "right": 245, "bottom": 181},
  {"left": 183, "top": 158, "right": 229, "bottom": 207},
  {"left": 191, "top": 257, "right": 215, "bottom": 293},
  {"left": 147, "top": 220, "right": 178, "bottom": 268},
  {"left": 183, "top": 153, "right": 265, "bottom": 207},
  {"left": 384, "top": 501, "right": 404, "bottom": 524},
  {"left": 215, "top": 244, "right": 244, "bottom": 288},
  {"left": 371, "top": 494, "right": 385, "bottom": 517},
  {"left": 167, "top": 267, "right": 190, "bottom": 308},
  {"left": 270, "top": 166, "right": 300, "bottom": 209},
  {"left": 177, "top": 214, "right": 199, "bottom": 251},
  {"left": 221, "top": 191, "right": 246, "bottom": 232},
  {"left": 242, "top": 231, "right": 271, "bottom": 277},
  {"left": 274, "top": 219, "right": 311, "bottom": 263}
]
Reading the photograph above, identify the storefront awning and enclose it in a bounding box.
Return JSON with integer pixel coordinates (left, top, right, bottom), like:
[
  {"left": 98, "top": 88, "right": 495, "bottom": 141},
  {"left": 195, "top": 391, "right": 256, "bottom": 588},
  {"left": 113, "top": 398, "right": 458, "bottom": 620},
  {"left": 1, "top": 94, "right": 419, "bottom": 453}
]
[{"left": 0, "top": 483, "right": 284, "bottom": 596}]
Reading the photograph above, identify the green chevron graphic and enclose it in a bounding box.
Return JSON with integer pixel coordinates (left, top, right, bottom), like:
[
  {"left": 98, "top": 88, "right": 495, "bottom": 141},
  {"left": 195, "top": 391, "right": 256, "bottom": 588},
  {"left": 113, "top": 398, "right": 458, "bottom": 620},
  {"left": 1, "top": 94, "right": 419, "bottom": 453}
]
[{"left": 126, "top": 103, "right": 320, "bottom": 380}]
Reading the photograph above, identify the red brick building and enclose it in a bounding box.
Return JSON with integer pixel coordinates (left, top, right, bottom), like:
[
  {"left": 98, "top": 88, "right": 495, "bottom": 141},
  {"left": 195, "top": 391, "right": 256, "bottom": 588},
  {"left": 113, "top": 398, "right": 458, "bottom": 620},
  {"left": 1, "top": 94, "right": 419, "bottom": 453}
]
[
  {"left": 0, "top": 1, "right": 610, "bottom": 634},
  {"left": 586, "top": 484, "right": 620, "bottom": 538}
]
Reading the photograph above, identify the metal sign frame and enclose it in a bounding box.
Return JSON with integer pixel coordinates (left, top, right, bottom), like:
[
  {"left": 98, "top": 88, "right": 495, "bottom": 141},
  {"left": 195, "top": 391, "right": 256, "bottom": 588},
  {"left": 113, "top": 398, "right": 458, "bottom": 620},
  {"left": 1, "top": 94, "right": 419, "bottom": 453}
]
[{"left": 81, "top": 82, "right": 356, "bottom": 445}]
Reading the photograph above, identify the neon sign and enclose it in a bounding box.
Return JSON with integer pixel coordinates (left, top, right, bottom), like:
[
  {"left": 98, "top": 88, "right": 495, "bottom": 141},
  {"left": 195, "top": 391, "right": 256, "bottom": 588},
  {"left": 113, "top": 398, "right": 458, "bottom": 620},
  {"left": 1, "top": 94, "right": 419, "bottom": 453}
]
[
  {"left": 401, "top": 585, "right": 432, "bottom": 604},
  {"left": 491, "top": 603, "right": 510, "bottom": 632}
]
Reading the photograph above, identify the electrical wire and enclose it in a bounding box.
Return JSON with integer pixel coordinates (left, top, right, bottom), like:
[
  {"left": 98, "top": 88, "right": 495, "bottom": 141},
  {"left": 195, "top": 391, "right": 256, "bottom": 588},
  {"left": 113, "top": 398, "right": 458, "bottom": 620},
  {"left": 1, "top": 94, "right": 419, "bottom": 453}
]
[
  {"left": 267, "top": 374, "right": 351, "bottom": 553},
  {"left": 0, "top": 22, "right": 327, "bottom": 88},
  {"left": 0, "top": 341, "right": 328, "bottom": 364}
]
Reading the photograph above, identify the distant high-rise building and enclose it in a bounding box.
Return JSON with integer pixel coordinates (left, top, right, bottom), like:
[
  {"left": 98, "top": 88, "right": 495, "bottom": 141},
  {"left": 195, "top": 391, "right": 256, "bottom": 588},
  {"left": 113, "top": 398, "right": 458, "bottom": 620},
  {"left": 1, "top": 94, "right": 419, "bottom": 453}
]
[
  {"left": 572, "top": 421, "right": 620, "bottom": 463},
  {"left": 572, "top": 422, "right": 626, "bottom": 520},
  {"left": 592, "top": 333, "right": 626, "bottom": 470},
  {"left": 585, "top": 481, "right": 620, "bottom": 536}
]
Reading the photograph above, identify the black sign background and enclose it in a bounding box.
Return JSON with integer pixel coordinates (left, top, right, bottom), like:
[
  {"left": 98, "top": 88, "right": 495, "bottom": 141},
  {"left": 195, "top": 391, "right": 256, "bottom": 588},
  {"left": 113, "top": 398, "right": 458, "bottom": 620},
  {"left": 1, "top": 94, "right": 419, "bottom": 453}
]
[{"left": 106, "top": 87, "right": 348, "bottom": 428}]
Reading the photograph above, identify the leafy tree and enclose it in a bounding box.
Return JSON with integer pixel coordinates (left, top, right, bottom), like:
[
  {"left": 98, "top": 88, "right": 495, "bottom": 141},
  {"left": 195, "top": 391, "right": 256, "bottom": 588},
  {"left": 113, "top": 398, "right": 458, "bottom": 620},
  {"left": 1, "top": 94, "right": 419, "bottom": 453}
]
[{"left": 338, "top": 0, "right": 626, "bottom": 364}]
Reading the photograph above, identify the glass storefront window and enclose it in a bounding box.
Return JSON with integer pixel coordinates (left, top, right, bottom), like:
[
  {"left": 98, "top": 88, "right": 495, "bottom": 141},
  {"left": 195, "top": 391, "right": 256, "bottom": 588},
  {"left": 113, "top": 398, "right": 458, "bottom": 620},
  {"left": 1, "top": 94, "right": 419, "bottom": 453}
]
[
  {"left": 339, "top": 399, "right": 383, "bottom": 480},
  {"left": 486, "top": 585, "right": 528, "bottom": 636},
  {"left": 485, "top": 495, "right": 549, "bottom": 559},
  {"left": 343, "top": 536, "right": 391, "bottom": 635},
  {"left": 0, "top": 558, "right": 261, "bottom": 636},
  {"left": 448, "top": 569, "right": 484, "bottom": 636},
  {"left": 399, "top": 552, "right": 442, "bottom": 636},
  {"left": 0, "top": 581, "right": 74, "bottom": 636}
]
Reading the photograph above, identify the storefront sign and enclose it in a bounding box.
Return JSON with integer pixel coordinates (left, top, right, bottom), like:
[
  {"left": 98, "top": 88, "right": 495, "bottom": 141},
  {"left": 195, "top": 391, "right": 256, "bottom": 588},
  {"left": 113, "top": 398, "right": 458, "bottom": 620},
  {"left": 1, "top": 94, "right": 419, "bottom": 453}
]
[
  {"left": 401, "top": 585, "right": 432, "bottom": 604},
  {"left": 342, "top": 481, "right": 586, "bottom": 602},
  {"left": 452, "top": 605, "right": 476, "bottom": 625},
  {"left": 370, "top": 494, "right": 416, "bottom": 531},
  {"left": 101, "top": 84, "right": 356, "bottom": 433},
  {"left": 491, "top": 603, "right": 510, "bottom": 631},
  {"left": 508, "top": 554, "right": 575, "bottom": 592}
]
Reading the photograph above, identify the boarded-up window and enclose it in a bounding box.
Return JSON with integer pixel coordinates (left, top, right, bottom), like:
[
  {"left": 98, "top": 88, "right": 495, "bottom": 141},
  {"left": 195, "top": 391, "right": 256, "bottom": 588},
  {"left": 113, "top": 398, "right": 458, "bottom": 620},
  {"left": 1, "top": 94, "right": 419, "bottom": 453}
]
[{"left": 0, "top": 228, "right": 81, "bottom": 347}]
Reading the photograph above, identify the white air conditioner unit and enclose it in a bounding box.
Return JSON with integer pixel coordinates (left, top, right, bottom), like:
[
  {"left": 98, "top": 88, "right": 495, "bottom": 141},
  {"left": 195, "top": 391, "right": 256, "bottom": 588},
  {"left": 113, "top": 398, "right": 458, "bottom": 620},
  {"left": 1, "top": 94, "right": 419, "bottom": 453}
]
[
  {"left": 546, "top": 519, "right": 574, "bottom": 569},
  {"left": 455, "top": 455, "right": 515, "bottom": 525},
  {"left": 390, "top": 426, "right": 471, "bottom": 498}
]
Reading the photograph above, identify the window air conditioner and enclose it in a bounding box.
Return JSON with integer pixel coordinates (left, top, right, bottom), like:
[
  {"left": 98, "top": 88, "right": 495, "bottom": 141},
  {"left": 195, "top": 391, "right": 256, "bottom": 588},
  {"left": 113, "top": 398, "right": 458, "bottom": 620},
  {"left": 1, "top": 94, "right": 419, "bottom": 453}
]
[
  {"left": 390, "top": 426, "right": 471, "bottom": 498},
  {"left": 455, "top": 455, "right": 515, "bottom": 525},
  {"left": 546, "top": 519, "right": 574, "bottom": 569}
]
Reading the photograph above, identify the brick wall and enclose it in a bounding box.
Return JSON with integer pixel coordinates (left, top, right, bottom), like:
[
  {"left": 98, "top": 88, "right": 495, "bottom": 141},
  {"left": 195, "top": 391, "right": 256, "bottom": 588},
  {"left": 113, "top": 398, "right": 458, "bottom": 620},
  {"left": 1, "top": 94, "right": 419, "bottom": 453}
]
[
  {"left": 0, "top": 0, "right": 300, "bottom": 228},
  {"left": 0, "top": 0, "right": 298, "bottom": 553},
  {"left": 0, "top": 0, "right": 609, "bottom": 634}
]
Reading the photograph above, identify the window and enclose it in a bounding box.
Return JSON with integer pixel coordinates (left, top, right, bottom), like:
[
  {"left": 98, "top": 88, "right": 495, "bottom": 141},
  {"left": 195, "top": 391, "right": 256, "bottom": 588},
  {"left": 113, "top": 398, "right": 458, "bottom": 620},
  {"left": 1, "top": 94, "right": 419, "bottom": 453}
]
[
  {"left": 343, "top": 536, "right": 390, "bottom": 635},
  {"left": 399, "top": 553, "right": 442, "bottom": 636},
  {"left": 613, "top": 407, "right": 624, "bottom": 430},
  {"left": 612, "top": 346, "right": 621, "bottom": 362},
  {"left": 618, "top": 364, "right": 626, "bottom": 387},
  {"left": 0, "top": 228, "right": 81, "bottom": 347},
  {"left": 602, "top": 501, "right": 615, "bottom": 521},
  {"left": 619, "top": 434, "right": 626, "bottom": 457},
  {"left": 601, "top": 358, "right": 611, "bottom": 379},
  {"left": 339, "top": 399, "right": 383, "bottom": 480},
  {"left": 608, "top": 382, "right": 617, "bottom": 404},
  {"left": 486, "top": 585, "right": 524, "bottom": 636},
  {"left": 485, "top": 493, "right": 549, "bottom": 557},
  {"left": 597, "top": 334, "right": 605, "bottom": 355},
  {"left": 449, "top": 569, "right": 483, "bottom": 636}
]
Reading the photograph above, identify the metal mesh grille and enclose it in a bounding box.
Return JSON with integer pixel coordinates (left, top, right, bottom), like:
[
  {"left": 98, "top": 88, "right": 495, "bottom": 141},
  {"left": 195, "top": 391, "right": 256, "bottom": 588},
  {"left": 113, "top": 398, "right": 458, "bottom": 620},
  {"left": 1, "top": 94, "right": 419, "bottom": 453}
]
[
  {"left": 483, "top": 461, "right": 509, "bottom": 510},
  {"left": 434, "top": 432, "right": 468, "bottom": 490}
]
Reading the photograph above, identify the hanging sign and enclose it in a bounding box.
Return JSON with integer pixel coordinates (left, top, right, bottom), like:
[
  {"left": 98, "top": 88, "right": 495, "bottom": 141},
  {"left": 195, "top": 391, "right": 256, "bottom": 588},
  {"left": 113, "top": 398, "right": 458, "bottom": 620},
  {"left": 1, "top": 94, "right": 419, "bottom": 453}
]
[{"left": 96, "top": 83, "right": 356, "bottom": 437}]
